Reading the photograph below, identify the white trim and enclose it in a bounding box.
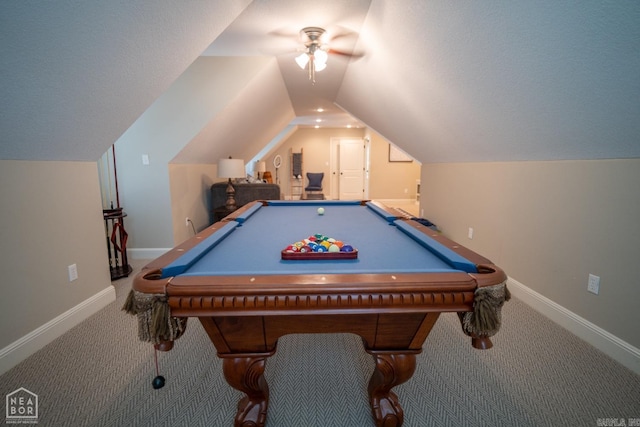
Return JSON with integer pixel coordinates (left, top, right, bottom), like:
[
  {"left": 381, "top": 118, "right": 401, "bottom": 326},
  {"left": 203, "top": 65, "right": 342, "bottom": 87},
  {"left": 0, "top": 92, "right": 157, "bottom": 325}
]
[
  {"left": 128, "top": 248, "right": 170, "bottom": 259},
  {"left": 0, "top": 286, "right": 116, "bottom": 376},
  {"left": 507, "top": 277, "right": 640, "bottom": 375}
]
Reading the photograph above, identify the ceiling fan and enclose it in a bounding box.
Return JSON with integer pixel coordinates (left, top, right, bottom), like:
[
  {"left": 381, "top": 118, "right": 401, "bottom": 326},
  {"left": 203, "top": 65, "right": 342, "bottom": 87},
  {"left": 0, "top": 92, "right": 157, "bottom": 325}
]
[{"left": 293, "top": 26, "right": 362, "bottom": 83}]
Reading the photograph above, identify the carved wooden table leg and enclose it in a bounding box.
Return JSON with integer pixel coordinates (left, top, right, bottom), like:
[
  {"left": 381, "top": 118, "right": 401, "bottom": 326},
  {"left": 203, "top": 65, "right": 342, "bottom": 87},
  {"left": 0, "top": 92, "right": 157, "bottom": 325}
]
[
  {"left": 367, "top": 352, "right": 417, "bottom": 427},
  {"left": 222, "top": 356, "right": 270, "bottom": 427}
]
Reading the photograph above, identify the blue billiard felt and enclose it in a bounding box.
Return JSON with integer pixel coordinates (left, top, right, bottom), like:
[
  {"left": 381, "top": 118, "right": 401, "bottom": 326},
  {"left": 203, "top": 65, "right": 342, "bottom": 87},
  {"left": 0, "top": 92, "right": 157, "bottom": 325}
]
[
  {"left": 393, "top": 220, "right": 478, "bottom": 273},
  {"left": 175, "top": 203, "right": 474, "bottom": 277},
  {"left": 365, "top": 201, "right": 399, "bottom": 223},
  {"left": 233, "top": 202, "right": 261, "bottom": 223},
  {"left": 161, "top": 221, "right": 239, "bottom": 278}
]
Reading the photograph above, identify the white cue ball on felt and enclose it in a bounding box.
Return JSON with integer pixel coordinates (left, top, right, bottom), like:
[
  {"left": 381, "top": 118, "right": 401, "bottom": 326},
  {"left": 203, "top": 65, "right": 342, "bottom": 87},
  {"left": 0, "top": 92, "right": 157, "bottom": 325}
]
[{"left": 317, "top": 207, "right": 325, "bottom": 215}]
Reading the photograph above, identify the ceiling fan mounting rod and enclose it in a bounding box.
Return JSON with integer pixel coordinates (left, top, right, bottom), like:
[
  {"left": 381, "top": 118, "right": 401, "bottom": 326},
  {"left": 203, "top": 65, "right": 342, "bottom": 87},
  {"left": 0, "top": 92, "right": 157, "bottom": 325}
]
[{"left": 300, "top": 26, "right": 326, "bottom": 47}]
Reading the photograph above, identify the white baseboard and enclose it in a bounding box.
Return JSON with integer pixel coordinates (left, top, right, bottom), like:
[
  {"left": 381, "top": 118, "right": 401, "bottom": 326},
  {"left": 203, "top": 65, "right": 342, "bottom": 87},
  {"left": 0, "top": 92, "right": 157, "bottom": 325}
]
[
  {"left": 507, "top": 277, "right": 640, "bottom": 375},
  {"left": 128, "top": 248, "right": 170, "bottom": 260},
  {"left": 0, "top": 286, "right": 116, "bottom": 376}
]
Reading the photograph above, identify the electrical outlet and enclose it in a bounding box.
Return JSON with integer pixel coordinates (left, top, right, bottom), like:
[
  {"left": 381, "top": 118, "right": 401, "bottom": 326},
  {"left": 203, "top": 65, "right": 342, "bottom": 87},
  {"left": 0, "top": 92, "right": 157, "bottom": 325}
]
[
  {"left": 468, "top": 227, "right": 474, "bottom": 239},
  {"left": 587, "top": 274, "right": 600, "bottom": 295},
  {"left": 185, "top": 217, "right": 190, "bottom": 227},
  {"left": 68, "top": 264, "right": 78, "bottom": 282}
]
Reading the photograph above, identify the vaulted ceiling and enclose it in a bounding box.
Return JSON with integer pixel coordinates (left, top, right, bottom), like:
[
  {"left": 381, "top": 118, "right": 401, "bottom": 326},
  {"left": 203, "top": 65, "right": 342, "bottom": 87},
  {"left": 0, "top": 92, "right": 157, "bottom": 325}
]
[{"left": 2, "top": 1, "right": 639, "bottom": 163}]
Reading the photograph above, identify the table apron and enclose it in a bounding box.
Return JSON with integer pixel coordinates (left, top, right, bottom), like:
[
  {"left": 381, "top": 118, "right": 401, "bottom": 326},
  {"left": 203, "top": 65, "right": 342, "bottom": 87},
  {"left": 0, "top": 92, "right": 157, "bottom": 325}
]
[
  {"left": 168, "top": 290, "right": 475, "bottom": 317},
  {"left": 171, "top": 306, "right": 472, "bottom": 317}
]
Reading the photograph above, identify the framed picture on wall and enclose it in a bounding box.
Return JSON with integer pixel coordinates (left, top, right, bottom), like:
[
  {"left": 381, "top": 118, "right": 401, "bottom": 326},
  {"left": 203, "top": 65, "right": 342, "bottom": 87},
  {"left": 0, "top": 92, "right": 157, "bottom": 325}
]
[{"left": 389, "top": 144, "right": 413, "bottom": 162}]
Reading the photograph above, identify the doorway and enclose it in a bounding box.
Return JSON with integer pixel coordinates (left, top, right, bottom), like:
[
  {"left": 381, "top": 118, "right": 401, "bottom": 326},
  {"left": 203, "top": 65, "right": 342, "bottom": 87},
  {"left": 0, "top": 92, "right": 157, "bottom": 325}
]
[{"left": 329, "top": 138, "right": 367, "bottom": 200}]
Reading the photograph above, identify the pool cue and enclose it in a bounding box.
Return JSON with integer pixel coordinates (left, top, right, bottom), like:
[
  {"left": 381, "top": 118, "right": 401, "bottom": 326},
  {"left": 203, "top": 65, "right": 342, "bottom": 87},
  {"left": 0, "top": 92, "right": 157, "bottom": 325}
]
[
  {"left": 112, "top": 145, "right": 121, "bottom": 209},
  {"left": 106, "top": 149, "right": 113, "bottom": 209}
]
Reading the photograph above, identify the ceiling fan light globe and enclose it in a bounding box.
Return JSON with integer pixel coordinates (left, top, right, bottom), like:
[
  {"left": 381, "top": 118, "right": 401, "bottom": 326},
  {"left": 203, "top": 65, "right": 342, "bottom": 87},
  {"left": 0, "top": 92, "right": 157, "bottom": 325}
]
[
  {"left": 295, "top": 53, "right": 309, "bottom": 69},
  {"left": 314, "top": 60, "right": 327, "bottom": 72},
  {"left": 314, "top": 49, "right": 328, "bottom": 66}
]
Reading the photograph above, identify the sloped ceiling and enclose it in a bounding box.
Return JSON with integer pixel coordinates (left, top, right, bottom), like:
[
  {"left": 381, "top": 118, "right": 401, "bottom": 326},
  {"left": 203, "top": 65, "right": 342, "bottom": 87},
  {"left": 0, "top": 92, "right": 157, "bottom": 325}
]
[
  {"left": 0, "top": 0, "right": 251, "bottom": 161},
  {"left": 170, "top": 57, "right": 295, "bottom": 164},
  {"left": 2, "top": 1, "right": 639, "bottom": 163},
  {"left": 338, "top": 1, "right": 640, "bottom": 162}
]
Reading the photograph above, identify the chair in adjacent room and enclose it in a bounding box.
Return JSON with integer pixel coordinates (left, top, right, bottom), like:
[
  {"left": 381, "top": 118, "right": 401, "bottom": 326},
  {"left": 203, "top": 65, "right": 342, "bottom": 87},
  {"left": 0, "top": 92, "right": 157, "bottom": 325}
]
[{"left": 304, "top": 172, "right": 324, "bottom": 200}]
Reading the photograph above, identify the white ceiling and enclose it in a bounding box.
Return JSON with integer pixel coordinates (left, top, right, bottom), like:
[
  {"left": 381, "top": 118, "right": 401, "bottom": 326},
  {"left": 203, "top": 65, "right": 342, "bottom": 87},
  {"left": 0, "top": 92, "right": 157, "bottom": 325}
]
[
  {"left": 201, "top": 0, "right": 371, "bottom": 129},
  {"left": 1, "top": 1, "right": 639, "bottom": 163}
]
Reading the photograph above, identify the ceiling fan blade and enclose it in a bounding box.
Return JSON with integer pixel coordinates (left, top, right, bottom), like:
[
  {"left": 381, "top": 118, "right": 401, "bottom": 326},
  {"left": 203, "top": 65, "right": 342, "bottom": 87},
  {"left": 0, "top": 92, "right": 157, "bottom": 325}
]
[
  {"left": 268, "top": 27, "right": 300, "bottom": 39},
  {"left": 323, "top": 25, "right": 364, "bottom": 58},
  {"left": 262, "top": 28, "right": 302, "bottom": 56},
  {"left": 327, "top": 48, "right": 365, "bottom": 59},
  {"left": 326, "top": 25, "right": 359, "bottom": 43},
  {"left": 261, "top": 45, "right": 305, "bottom": 56}
]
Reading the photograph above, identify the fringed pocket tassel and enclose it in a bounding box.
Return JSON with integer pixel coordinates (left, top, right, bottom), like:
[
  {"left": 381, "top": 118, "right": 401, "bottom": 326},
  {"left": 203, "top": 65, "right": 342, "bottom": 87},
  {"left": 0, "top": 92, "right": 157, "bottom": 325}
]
[
  {"left": 122, "top": 290, "right": 187, "bottom": 344},
  {"left": 460, "top": 282, "right": 510, "bottom": 338},
  {"left": 122, "top": 289, "right": 137, "bottom": 315},
  {"left": 151, "top": 297, "right": 171, "bottom": 340}
]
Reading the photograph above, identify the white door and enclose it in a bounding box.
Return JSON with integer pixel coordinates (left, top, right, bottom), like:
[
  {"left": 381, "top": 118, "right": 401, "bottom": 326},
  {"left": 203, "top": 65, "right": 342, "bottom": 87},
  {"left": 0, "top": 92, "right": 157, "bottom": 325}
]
[
  {"left": 329, "top": 138, "right": 340, "bottom": 200},
  {"left": 338, "top": 139, "right": 365, "bottom": 200}
]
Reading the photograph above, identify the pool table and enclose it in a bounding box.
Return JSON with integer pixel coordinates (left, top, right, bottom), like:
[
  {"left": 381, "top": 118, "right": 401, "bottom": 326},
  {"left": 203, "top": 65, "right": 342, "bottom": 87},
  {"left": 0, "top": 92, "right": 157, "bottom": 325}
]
[{"left": 128, "top": 200, "right": 508, "bottom": 427}]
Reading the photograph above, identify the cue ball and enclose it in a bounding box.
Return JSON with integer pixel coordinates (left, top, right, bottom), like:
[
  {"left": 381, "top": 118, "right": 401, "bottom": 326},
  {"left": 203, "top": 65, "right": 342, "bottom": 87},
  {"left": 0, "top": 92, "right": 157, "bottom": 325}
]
[{"left": 317, "top": 207, "right": 325, "bottom": 215}]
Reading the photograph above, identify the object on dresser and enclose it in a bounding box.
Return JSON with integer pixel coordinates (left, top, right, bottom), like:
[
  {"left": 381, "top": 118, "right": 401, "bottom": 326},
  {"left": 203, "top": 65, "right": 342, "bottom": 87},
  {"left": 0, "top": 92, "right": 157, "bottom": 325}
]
[{"left": 210, "top": 182, "right": 281, "bottom": 223}]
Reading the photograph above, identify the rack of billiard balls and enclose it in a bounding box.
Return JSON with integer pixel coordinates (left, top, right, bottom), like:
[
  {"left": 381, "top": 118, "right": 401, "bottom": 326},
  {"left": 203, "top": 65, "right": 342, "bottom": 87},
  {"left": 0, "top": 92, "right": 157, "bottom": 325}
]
[{"left": 281, "top": 234, "right": 357, "bottom": 260}]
